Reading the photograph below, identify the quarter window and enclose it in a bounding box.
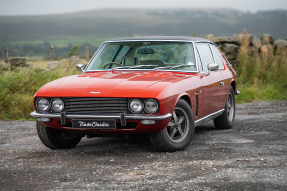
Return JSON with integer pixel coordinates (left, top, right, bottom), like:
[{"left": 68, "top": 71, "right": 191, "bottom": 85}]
[
  {"left": 196, "top": 43, "right": 214, "bottom": 72},
  {"left": 210, "top": 44, "right": 224, "bottom": 69}
]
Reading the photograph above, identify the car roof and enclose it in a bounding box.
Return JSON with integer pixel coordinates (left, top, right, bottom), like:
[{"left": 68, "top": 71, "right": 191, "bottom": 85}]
[{"left": 107, "top": 36, "right": 212, "bottom": 43}]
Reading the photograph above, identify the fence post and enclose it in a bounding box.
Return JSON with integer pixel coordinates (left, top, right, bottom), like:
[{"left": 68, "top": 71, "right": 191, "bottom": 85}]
[
  {"left": 50, "top": 46, "right": 54, "bottom": 61},
  {"left": 85, "top": 46, "right": 89, "bottom": 61},
  {"left": 4, "top": 48, "right": 8, "bottom": 63}
]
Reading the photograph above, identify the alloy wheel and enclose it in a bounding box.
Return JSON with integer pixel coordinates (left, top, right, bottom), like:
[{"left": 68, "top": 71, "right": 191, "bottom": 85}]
[
  {"left": 166, "top": 107, "right": 190, "bottom": 143},
  {"left": 227, "top": 92, "right": 234, "bottom": 122}
]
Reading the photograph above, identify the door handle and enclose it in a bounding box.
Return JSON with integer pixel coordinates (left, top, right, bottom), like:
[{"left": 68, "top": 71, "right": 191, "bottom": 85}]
[{"left": 220, "top": 82, "right": 224, "bottom": 86}]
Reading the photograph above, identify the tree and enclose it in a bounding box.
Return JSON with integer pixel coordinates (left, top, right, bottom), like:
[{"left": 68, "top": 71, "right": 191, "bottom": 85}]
[{"left": 67, "top": 45, "right": 80, "bottom": 58}]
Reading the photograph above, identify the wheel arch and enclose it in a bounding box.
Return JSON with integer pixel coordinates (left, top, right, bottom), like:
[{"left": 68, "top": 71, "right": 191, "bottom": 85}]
[
  {"left": 175, "top": 93, "right": 194, "bottom": 113},
  {"left": 175, "top": 93, "right": 192, "bottom": 109}
]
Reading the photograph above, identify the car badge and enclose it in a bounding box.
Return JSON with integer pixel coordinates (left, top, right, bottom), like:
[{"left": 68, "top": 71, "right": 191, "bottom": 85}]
[{"left": 90, "top": 92, "right": 101, "bottom": 94}]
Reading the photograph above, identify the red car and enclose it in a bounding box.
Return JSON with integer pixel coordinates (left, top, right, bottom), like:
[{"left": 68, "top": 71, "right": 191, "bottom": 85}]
[{"left": 30, "top": 36, "right": 239, "bottom": 151}]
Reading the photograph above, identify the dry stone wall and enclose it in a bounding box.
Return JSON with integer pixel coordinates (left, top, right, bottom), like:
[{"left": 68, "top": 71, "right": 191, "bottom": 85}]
[
  {"left": 1, "top": 56, "right": 84, "bottom": 72},
  {"left": 205, "top": 33, "right": 287, "bottom": 65}
]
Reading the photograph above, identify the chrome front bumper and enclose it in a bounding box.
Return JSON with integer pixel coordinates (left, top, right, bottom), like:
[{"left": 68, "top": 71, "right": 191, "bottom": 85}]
[
  {"left": 30, "top": 111, "right": 171, "bottom": 120},
  {"left": 30, "top": 111, "right": 172, "bottom": 126}
]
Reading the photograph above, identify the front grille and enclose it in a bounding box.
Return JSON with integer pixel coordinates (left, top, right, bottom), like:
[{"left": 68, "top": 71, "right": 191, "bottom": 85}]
[{"left": 65, "top": 97, "right": 128, "bottom": 114}]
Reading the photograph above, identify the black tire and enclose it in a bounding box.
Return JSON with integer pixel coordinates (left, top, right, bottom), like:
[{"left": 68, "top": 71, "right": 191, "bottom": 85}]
[
  {"left": 213, "top": 86, "right": 235, "bottom": 129},
  {"left": 36, "top": 121, "right": 82, "bottom": 149},
  {"left": 149, "top": 99, "right": 195, "bottom": 152}
]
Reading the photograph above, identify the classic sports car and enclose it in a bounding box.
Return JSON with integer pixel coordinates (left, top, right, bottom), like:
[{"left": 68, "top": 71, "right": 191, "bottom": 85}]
[{"left": 30, "top": 36, "right": 239, "bottom": 151}]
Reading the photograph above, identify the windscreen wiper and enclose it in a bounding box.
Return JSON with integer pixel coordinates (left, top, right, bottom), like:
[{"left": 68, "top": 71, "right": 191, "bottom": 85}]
[
  {"left": 111, "top": 66, "right": 133, "bottom": 71},
  {"left": 129, "top": 65, "right": 158, "bottom": 69},
  {"left": 112, "top": 65, "right": 158, "bottom": 71},
  {"left": 153, "top": 64, "right": 186, "bottom": 72},
  {"left": 153, "top": 66, "right": 173, "bottom": 72}
]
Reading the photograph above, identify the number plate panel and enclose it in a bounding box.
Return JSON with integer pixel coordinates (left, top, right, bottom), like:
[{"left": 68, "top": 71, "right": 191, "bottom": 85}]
[{"left": 72, "top": 119, "right": 116, "bottom": 129}]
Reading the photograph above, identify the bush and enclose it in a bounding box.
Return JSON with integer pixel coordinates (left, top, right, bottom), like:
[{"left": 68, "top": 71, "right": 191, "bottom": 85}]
[{"left": 0, "top": 62, "right": 81, "bottom": 119}]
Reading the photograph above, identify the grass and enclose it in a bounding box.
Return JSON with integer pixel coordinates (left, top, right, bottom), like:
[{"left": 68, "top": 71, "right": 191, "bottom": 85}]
[
  {"left": 0, "top": 60, "right": 82, "bottom": 120},
  {"left": 6, "top": 36, "right": 124, "bottom": 47},
  {"left": 236, "top": 84, "right": 287, "bottom": 104},
  {"left": 26, "top": 58, "right": 89, "bottom": 68},
  {"left": 235, "top": 29, "right": 287, "bottom": 103},
  {"left": 27, "top": 59, "right": 49, "bottom": 68}
]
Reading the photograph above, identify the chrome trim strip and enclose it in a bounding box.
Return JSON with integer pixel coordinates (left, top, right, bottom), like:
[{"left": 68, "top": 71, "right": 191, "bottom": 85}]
[
  {"left": 208, "top": 43, "right": 216, "bottom": 63},
  {"left": 106, "top": 40, "right": 211, "bottom": 43},
  {"left": 192, "top": 41, "right": 200, "bottom": 72},
  {"left": 30, "top": 111, "right": 172, "bottom": 121},
  {"left": 85, "top": 69, "right": 199, "bottom": 73},
  {"left": 195, "top": 109, "right": 225, "bottom": 127}
]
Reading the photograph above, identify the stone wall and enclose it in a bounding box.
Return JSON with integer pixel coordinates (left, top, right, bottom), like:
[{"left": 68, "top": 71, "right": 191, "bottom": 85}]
[
  {"left": 205, "top": 32, "right": 287, "bottom": 65},
  {"left": 1, "top": 56, "right": 84, "bottom": 72}
]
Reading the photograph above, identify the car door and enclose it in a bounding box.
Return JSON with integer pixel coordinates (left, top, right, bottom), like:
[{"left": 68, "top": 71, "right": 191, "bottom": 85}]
[
  {"left": 209, "top": 44, "right": 231, "bottom": 107},
  {"left": 195, "top": 43, "right": 225, "bottom": 117}
]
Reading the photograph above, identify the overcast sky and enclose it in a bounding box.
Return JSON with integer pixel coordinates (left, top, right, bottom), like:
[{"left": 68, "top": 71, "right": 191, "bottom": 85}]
[{"left": 1, "top": 0, "right": 287, "bottom": 16}]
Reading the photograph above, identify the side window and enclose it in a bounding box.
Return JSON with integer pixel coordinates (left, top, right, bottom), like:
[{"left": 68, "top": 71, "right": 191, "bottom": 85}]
[
  {"left": 210, "top": 44, "right": 224, "bottom": 69},
  {"left": 196, "top": 43, "right": 214, "bottom": 72}
]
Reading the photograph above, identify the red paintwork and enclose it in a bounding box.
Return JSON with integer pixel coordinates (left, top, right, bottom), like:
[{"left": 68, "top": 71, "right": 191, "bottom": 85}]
[{"left": 34, "top": 54, "right": 237, "bottom": 134}]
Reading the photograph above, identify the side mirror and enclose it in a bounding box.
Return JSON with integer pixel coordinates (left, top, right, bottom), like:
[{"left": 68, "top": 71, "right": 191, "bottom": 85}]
[
  {"left": 77, "top": 64, "right": 86, "bottom": 72},
  {"left": 206, "top": 63, "right": 219, "bottom": 76}
]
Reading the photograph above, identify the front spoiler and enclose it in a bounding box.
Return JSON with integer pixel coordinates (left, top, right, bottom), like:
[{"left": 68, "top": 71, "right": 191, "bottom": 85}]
[{"left": 30, "top": 111, "right": 172, "bottom": 121}]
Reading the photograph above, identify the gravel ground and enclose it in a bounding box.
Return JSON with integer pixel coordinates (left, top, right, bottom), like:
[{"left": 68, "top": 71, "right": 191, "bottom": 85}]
[{"left": 0, "top": 101, "right": 287, "bottom": 190}]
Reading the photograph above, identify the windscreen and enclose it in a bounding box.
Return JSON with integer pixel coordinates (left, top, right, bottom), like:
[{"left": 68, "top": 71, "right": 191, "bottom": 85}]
[{"left": 86, "top": 41, "right": 197, "bottom": 72}]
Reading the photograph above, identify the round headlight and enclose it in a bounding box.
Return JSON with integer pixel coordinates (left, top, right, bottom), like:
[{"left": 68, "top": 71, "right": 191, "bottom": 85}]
[
  {"left": 144, "top": 99, "right": 158, "bottom": 113},
  {"left": 37, "top": 98, "right": 50, "bottom": 111},
  {"left": 51, "top": 98, "right": 64, "bottom": 112},
  {"left": 129, "top": 99, "right": 143, "bottom": 113}
]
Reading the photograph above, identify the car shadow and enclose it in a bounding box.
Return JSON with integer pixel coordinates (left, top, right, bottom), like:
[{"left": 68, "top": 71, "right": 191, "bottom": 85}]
[
  {"left": 194, "top": 122, "right": 217, "bottom": 134},
  {"left": 73, "top": 121, "right": 219, "bottom": 154},
  {"left": 76, "top": 134, "right": 156, "bottom": 153}
]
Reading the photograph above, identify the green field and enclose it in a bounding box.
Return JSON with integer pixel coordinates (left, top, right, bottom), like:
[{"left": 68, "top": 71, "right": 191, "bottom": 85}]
[{"left": 7, "top": 36, "right": 125, "bottom": 47}]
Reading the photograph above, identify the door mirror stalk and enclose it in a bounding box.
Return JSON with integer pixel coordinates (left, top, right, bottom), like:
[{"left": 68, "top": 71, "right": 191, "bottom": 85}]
[
  {"left": 206, "top": 63, "right": 219, "bottom": 76},
  {"left": 77, "top": 64, "right": 86, "bottom": 72}
]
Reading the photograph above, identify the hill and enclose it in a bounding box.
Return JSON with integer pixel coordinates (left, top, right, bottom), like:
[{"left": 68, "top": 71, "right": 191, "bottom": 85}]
[{"left": 0, "top": 8, "right": 286, "bottom": 44}]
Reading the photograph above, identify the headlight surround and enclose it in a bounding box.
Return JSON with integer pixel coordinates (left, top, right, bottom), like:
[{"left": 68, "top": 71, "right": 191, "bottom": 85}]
[
  {"left": 129, "top": 99, "right": 143, "bottom": 113},
  {"left": 51, "top": 98, "right": 64, "bottom": 112},
  {"left": 37, "top": 98, "right": 50, "bottom": 111},
  {"left": 144, "top": 99, "right": 158, "bottom": 113}
]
